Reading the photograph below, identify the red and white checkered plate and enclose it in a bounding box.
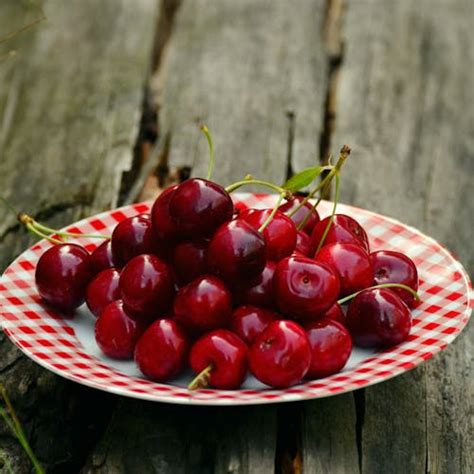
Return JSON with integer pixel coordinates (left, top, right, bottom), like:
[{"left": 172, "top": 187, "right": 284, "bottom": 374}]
[{"left": 0, "top": 193, "right": 471, "bottom": 405}]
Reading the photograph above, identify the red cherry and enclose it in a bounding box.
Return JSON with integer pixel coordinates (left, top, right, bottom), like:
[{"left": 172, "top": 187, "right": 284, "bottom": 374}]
[
  {"left": 346, "top": 288, "right": 412, "bottom": 347},
  {"left": 279, "top": 196, "right": 320, "bottom": 235},
  {"left": 168, "top": 178, "right": 234, "bottom": 238},
  {"left": 274, "top": 255, "right": 340, "bottom": 322},
  {"left": 295, "top": 231, "right": 312, "bottom": 257},
  {"left": 173, "top": 275, "right": 232, "bottom": 333},
  {"left": 239, "top": 209, "right": 297, "bottom": 260},
  {"left": 310, "top": 214, "right": 369, "bottom": 254},
  {"left": 207, "top": 220, "right": 266, "bottom": 284},
  {"left": 231, "top": 305, "right": 280, "bottom": 345},
  {"left": 370, "top": 250, "right": 419, "bottom": 308},
  {"left": 95, "top": 300, "right": 145, "bottom": 359},
  {"left": 305, "top": 318, "right": 352, "bottom": 378},
  {"left": 151, "top": 185, "right": 180, "bottom": 241},
  {"left": 232, "top": 261, "right": 276, "bottom": 309},
  {"left": 171, "top": 240, "right": 208, "bottom": 285},
  {"left": 249, "top": 320, "right": 311, "bottom": 388},
  {"left": 189, "top": 329, "right": 248, "bottom": 389},
  {"left": 89, "top": 240, "right": 116, "bottom": 274},
  {"left": 315, "top": 243, "right": 374, "bottom": 296},
  {"left": 119, "top": 254, "right": 174, "bottom": 321},
  {"left": 86, "top": 268, "right": 121, "bottom": 317},
  {"left": 135, "top": 319, "right": 189, "bottom": 381},
  {"left": 320, "top": 303, "right": 346, "bottom": 325},
  {"left": 35, "top": 244, "right": 92, "bottom": 313}
]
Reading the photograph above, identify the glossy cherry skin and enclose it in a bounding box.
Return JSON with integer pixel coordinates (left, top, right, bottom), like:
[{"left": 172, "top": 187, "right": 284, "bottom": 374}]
[
  {"left": 239, "top": 209, "right": 297, "bottom": 261},
  {"left": 135, "top": 319, "right": 189, "bottom": 381},
  {"left": 171, "top": 240, "right": 208, "bottom": 285},
  {"left": 35, "top": 244, "right": 92, "bottom": 313},
  {"left": 305, "top": 318, "right": 352, "bottom": 378},
  {"left": 207, "top": 220, "right": 266, "bottom": 284},
  {"left": 111, "top": 214, "right": 157, "bottom": 267},
  {"left": 310, "top": 214, "right": 369, "bottom": 254},
  {"left": 151, "top": 185, "right": 180, "bottom": 241},
  {"left": 231, "top": 305, "right": 280, "bottom": 345},
  {"left": 295, "top": 231, "right": 312, "bottom": 257},
  {"left": 86, "top": 268, "right": 121, "bottom": 317},
  {"left": 274, "top": 256, "right": 340, "bottom": 322},
  {"left": 249, "top": 320, "right": 311, "bottom": 388},
  {"left": 279, "top": 196, "right": 320, "bottom": 236},
  {"left": 173, "top": 275, "right": 232, "bottom": 333},
  {"left": 169, "top": 178, "right": 234, "bottom": 238},
  {"left": 119, "top": 254, "right": 175, "bottom": 320},
  {"left": 320, "top": 302, "right": 346, "bottom": 325},
  {"left": 315, "top": 243, "right": 374, "bottom": 296},
  {"left": 189, "top": 329, "right": 248, "bottom": 389},
  {"left": 89, "top": 240, "right": 116, "bottom": 274},
  {"left": 346, "top": 288, "right": 412, "bottom": 347},
  {"left": 370, "top": 250, "right": 419, "bottom": 308},
  {"left": 232, "top": 261, "right": 276, "bottom": 309},
  {"left": 95, "top": 300, "right": 145, "bottom": 359}
]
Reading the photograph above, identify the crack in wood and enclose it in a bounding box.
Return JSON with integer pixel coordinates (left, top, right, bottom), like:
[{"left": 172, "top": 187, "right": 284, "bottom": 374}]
[{"left": 354, "top": 389, "right": 365, "bottom": 473}]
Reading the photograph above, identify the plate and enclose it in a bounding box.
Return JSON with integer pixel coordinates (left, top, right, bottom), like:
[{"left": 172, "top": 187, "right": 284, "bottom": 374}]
[{"left": 0, "top": 193, "right": 471, "bottom": 405}]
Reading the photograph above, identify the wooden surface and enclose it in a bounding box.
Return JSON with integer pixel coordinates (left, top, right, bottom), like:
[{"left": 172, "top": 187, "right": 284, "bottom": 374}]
[{"left": 0, "top": 0, "right": 472, "bottom": 473}]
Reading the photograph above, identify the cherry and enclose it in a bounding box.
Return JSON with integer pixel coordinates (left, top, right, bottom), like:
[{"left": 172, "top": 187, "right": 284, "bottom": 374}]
[
  {"left": 207, "top": 219, "right": 266, "bottom": 284},
  {"left": 295, "top": 231, "right": 312, "bottom": 257},
  {"left": 310, "top": 214, "right": 369, "bottom": 254},
  {"left": 232, "top": 261, "right": 276, "bottom": 309},
  {"left": 89, "top": 240, "right": 116, "bottom": 274},
  {"left": 279, "top": 196, "right": 320, "bottom": 235},
  {"left": 189, "top": 329, "right": 247, "bottom": 389},
  {"left": 346, "top": 288, "right": 412, "bottom": 347},
  {"left": 168, "top": 178, "right": 234, "bottom": 238},
  {"left": 119, "top": 254, "right": 174, "bottom": 320},
  {"left": 319, "top": 302, "right": 346, "bottom": 325},
  {"left": 151, "top": 185, "right": 180, "bottom": 241},
  {"left": 35, "top": 243, "right": 92, "bottom": 313},
  {"left": 239, "top": 208, "right": 296, "bottom": 261},
  {"left": 171, "top": 239, "right": 208, "bottom": 285},
  {"left": 85, "top": 268, "right": 121, "bottom": 317},
  {"left": 95, "top": 300, "right": 145, "bottom": 359},
  {"left": 305, "top": 318, "right": 352, "bottom": 378},
  {"left": 274, "top": 255, "right": 340, "bottom": 322},
  {"left": 315, "top": 243, "right": 374, "bottom": 296},
  {"left": 173, "top": 275, "right": 232, "bottom": 333},
  {"left": 231, "top": 305, "right": 280, "bottom": 345},
  {"left": 249, "top": 320, "right": 311, "bottom": 388},
  {"left": 135, "top": 319, "right": 189, "bottom": 381},
  {"left": 370, "top": 250, "right": 418, "bottom": 308}
]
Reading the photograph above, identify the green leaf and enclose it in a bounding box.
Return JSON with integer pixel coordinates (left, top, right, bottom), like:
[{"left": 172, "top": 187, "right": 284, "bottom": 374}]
[{"left": 283, "top": 166, "right": 324, "bottom": 191}]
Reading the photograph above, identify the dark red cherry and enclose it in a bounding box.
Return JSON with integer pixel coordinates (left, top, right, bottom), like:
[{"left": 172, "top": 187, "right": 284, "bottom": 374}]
[
  {"left": 320, "top": 302, "right": 346, "bottom": 326},
  {"left": 274, "top": 256, "right": 340, "bottom": 322},
  {"left": 370, "top": 250, "right": 419, "bottom": 308},
  {"left": 232, "top": 261, "right": 276, "bottom": 309},
  {"left": 95, "top": 300, "right": 145, "bottom": 359},
  {"left": 310, "top": 214, "right": 369, "bottom": 254},
  {"left": 168, "top": 178, "right": 234, "bottom": 238},
  {"left": 173, "top": 275, "right": 232, "bottom": 333},
  {"left": 249, "top": 320, "right": 311, "bottom": 388},
  {"left": 119, "top": 254, "right": 174, "bottom": 320},
  {"left": 315, "top": 242, "right": 374, "bottom": 296},
  {"left": 231, "top": 305, "right": 280, "bottom": 345},
  {"left": 279, "top": 196, "right": 320, "bottom": 236},
  {"left": 346, "top": 288, "right": 412, "bottom": 347},
  {"left": 89, "top": 240, "right": 116, "bottom": 273},
  {"left": 295, "top": 231, "right": 312, "bottom": 257},
  {"left": 207, "top": 220, "right": 266, "bottom": 284},
  {"left": 189, "top": 329, "right": 248, "bottom": 389},
  {"left": 35, "top": 244, "right": 92, "bottom": 313},
  {"left": 171, "top": 240, "right": 208, "bottom": 285},
  {"left": 239, "top": 209, "right": 297, "bottom": 261},
  {"left": 305, "top": 318, "right": 352, "bottom": 378},
  {"left": 135, "top": 319, "right": 189, "bottom": 381},
  {"left": 151, "top": 185, "right": 180, "bottom": 241},
  {"left": 86, "top": 268, "right": 121, "bottom": 317}
]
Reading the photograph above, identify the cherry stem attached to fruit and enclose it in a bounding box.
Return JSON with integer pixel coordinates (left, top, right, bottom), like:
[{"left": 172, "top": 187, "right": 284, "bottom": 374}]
[
  {"left": 337, "top": 283, "right": 421, "bottom": 305},
  {"left": 188, "top": 364, "right": 213, "bottom": 390},
  {"left": 201, "top": 125, "right": 215, "bottom": 181},
  {"left": 31, "top": 221, "right": 110, "bottom": 240},
  {"left": 225, "top": 179, "right": 291, "bottom": 198},
  {"left": 258, "top": 192, "right": 286, "bottom": 233}
]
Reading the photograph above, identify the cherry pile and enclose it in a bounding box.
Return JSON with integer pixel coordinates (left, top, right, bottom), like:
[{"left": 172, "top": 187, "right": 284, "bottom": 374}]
[{"left": 33, "top": 140, "right": 420, "bottom": 390}]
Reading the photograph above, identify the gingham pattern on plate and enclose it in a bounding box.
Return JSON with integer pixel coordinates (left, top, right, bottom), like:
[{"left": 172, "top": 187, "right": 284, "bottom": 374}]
[{"left": 0, "top": 193, "right": 471, "bottom": 405}]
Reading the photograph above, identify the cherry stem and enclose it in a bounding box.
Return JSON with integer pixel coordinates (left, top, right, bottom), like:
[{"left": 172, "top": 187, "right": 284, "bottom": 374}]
[
  {"left": 201, "top": 125, "right": 215, "bottom": 181},
  {"left": 337, "top": 283, "right": 421, "bottom": 305},
  {"left": 25, "top": 221, "right": 64, "bottom": 245},
  {"left": 188, "top": 364, "right": 213, "bottom": 390},
  {"left": 258, "top": 192, "right": 285, "bottom": 233},
  {"left": 226, "top": 179, "right": 291, "bottom": 198},
  {"left": 0, "top": 196, "right": 19, "bottom": 216},
  {"left": 31, "top": 221, "right": 110, "bottom": 240}
]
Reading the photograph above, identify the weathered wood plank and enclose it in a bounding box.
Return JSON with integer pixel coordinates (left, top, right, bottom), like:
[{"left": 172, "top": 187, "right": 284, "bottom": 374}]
[
  {"left": 332, "top": 1, "right": 473, "bottom": 472},
  {"left": 0, "top": 0, "right": 159, "bottom": 471}
]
